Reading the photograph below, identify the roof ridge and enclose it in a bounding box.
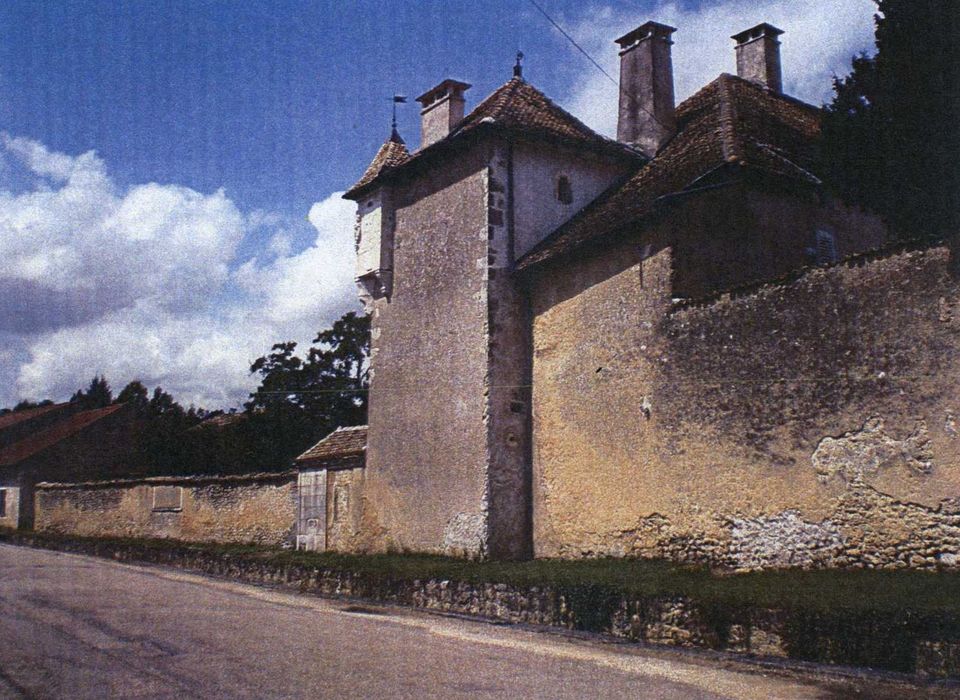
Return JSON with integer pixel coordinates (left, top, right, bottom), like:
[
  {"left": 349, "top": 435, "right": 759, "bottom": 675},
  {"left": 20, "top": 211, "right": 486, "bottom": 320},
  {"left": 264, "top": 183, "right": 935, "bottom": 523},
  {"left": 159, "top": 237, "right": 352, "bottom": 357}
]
[
  {"left": 519, "top": 72, "right": 825, "bottom": 270},
  {"left": 717, "top": 74, "right": 743, "bottom": 163}
]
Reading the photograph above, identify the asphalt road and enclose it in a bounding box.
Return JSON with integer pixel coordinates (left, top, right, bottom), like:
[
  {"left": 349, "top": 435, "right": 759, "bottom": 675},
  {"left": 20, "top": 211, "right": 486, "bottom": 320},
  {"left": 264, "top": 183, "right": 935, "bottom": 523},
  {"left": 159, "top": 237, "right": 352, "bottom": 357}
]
[{"left": 0, "top": 544, "right": 948, "bottom": 699}]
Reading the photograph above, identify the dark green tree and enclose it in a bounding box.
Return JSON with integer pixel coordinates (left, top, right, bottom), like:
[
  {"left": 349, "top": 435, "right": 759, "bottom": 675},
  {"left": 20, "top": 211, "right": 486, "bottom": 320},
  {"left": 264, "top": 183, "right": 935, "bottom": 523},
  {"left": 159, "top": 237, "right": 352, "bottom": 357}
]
[
  {"left": 9, "top": 399, "right": 54, "bottom": 413},
  {"left": 244, "top": 311, "right": 370, "bottom": 468},
  {"left": 115, "top": 380, "right": 150, "bottom": 415},
  {"left": 71, "top": 375, "right": 113, "bottom": 409},
  {"left": 821, "top": 0, "right": 960, "bottom": 242}
]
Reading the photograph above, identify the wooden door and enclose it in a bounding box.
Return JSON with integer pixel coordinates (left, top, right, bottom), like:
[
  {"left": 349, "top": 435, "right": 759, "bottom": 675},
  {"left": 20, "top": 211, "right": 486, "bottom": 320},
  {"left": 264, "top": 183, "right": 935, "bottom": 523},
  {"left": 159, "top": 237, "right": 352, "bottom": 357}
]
[{"left": 296, "top": 469, "right": 327, "bottom": 551}]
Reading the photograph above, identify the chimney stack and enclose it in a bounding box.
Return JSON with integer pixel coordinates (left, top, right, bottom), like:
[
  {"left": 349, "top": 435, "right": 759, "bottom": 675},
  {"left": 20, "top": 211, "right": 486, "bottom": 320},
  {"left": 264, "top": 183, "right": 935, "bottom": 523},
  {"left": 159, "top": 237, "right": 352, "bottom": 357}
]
[
  {"left": 416, "top": 79, "right": 471, "bottom": 148},
  {"left": 731, "top": 23, "right": 784, "bottom": 93},
  {"left": 615, "top": 22, "right": 677, "bottom": 158}
]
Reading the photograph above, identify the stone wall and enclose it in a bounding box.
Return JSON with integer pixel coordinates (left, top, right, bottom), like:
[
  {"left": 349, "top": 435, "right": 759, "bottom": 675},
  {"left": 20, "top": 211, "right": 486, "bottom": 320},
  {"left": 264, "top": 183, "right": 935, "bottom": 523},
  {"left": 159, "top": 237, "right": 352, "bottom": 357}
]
[
  {"left": 34, "top": 473, "right": 297, "bottom": 546},
  {"left": 326, "top": 467, "right": 365, "bottom": 551},
  {"left": 511, "top": 141, "right": 629, "bottom": 259},
  {"left": 0, "top": 482, "right": 20, "bottom": 529},
  {"left": 362, "top": 146, "right": 493, "bottom": 557},
  {"left": 3, "top": 531, "right": 959, "bottom": 678},
  {"left": 530, "top": 239, "right": 960, "bottom": 570}
]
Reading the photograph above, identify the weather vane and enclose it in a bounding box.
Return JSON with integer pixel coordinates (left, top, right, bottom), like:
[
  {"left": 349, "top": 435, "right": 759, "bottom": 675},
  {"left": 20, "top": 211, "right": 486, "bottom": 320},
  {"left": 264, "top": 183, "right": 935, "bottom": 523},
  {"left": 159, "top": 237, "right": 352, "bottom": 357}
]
[
  {"left": 391, "top": 94, "right": 407, "bottom": 132},
  {"left": 514, "top": 51, "right": 524, "bottom": 79}
]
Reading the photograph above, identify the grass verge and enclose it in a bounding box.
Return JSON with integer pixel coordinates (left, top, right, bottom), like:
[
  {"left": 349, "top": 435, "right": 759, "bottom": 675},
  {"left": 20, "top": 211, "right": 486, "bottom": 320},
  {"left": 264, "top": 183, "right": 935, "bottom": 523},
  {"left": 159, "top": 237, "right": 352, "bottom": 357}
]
[{"left": 4, "top": 526, "right": 960, "bottom": 616}]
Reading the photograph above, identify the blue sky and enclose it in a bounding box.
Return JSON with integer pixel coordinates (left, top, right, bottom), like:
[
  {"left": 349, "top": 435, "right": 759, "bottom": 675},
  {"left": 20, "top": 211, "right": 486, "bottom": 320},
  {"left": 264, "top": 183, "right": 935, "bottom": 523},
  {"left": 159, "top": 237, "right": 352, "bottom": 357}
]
[{"left": 0, "top": 0, "right": 878, "bottom": 409}]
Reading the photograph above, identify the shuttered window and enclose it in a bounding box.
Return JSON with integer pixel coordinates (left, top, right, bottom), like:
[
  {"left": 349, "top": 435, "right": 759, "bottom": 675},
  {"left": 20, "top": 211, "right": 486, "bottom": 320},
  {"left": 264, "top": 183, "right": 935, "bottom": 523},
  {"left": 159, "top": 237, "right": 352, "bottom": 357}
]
[{"left": 152, "top": 485, "right": 183, "bottom": 512}]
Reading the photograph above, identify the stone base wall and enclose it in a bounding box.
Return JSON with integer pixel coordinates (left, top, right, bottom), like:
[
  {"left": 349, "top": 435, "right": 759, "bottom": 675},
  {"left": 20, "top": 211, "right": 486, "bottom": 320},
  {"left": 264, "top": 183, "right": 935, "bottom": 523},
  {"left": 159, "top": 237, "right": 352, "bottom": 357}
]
[
  {"left": 2, "top": 531, "right": 959, "bottom": 679},
  {"left": 34, "top": 473, "right": 296, "bottom": 547}
]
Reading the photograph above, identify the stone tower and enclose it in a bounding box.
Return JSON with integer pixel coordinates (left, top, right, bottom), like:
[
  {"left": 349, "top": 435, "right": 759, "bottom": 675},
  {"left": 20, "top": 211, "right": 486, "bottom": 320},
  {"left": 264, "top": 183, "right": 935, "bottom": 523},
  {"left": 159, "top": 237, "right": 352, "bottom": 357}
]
[{"left": 344, "top": 75, "right": 638, "bottom": 558}]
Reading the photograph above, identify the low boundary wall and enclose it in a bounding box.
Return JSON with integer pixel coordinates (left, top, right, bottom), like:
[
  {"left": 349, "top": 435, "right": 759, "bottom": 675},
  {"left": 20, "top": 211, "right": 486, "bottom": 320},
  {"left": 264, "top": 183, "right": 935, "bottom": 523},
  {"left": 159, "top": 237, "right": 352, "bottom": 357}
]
[
  {"left": 34, "top": 472, "right": 297, "bottom": 547},
  {"left": 1, "top": 529, "right": 958, "bottom": 681}
]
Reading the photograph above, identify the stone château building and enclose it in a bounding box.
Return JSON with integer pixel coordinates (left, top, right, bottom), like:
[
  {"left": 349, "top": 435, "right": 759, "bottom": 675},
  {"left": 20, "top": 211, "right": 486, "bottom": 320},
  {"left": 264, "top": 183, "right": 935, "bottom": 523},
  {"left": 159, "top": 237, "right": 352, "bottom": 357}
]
[
  {"left": 18, "top": 21, "right": 960, "bottom": 571},
  {"left": 334, "top": 20, "right": 960, "bottom": 569}
]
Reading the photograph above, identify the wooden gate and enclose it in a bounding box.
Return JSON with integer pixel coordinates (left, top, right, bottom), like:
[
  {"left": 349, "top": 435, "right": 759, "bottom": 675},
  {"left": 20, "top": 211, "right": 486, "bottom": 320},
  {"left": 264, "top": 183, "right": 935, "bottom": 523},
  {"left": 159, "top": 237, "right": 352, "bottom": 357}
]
[{"left": 297, "top": 468, "right": 327, "bottom": 551}]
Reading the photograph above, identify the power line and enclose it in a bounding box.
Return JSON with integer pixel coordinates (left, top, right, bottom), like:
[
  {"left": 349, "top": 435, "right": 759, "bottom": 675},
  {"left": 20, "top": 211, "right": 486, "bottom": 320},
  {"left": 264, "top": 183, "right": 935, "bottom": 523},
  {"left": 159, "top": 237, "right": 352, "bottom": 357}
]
[
  {"left": 252, "top": 369, "right": 943, "bottom": 396},
  {"left": 524, "top": 0, "right": 673, "bottom": 137},
  {"left": 526, "top": 0, "right": 619, "bottom": 88}
]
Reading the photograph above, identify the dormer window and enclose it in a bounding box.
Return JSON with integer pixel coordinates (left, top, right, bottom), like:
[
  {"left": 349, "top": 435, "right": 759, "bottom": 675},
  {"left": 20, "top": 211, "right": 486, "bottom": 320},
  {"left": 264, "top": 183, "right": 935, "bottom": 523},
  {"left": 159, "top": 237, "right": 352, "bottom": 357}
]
[{"left": 556, "top": 175, "right": 573, "bottom": 205}]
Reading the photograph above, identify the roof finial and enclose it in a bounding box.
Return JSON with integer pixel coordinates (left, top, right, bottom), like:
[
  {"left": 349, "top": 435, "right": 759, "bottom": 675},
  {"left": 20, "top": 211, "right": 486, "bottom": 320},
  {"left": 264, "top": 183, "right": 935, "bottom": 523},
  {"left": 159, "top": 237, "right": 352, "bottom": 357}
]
[
  {"left": 514, "top": 51, "right": 524, "bottom": 79},
  {"left": 391, "top": 94, "right": 407, "bottom": 139}
]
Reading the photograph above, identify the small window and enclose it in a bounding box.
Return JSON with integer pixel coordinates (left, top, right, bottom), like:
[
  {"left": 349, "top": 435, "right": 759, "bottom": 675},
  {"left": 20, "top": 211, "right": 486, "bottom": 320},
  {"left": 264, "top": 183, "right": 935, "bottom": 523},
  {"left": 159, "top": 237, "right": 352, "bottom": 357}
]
[
  {"left": 152, "top": 485, "right": 183, "bottom": 512},
  {"left": 0, "top": 489, "right": 6, "bottom": 518},
  {"left": 556, "top": 175, "right": 573, "bottom": 205},
  {"left": 815, "top": 229, "right": 838, "bottom": 265}
]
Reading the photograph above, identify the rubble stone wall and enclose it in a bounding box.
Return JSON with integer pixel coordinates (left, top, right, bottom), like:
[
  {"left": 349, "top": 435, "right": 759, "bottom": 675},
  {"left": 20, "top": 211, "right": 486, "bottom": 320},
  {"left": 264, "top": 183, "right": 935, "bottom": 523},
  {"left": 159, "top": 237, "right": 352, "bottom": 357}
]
[
  {"left": 530, "top": 240, "right": 960, "bottom": 570},
  {"left": 34, "top": 474, "right": 297, "bottom": 547}
]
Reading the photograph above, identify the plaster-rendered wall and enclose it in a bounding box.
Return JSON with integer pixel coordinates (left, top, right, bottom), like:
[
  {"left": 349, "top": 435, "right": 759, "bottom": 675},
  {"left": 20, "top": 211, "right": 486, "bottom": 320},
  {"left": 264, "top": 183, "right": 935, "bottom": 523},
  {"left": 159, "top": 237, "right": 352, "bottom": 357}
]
[
  {"left": 669, "top": 183, "right": 887, "bottom": 300},
  {"left": 326, "top": 467, "right": 365, "bottom": 551},
  {"left": 35, "top": 477, "right": 297, "bottom": 546},
  {"left": 511, "top": 142, "right": 630, "bottom": 259},
  {"left": 531, "top": 237, "right": 960, "bottom": 570},
  {"left": 362, "top": 147, "right": 493, "bottom": 556}
]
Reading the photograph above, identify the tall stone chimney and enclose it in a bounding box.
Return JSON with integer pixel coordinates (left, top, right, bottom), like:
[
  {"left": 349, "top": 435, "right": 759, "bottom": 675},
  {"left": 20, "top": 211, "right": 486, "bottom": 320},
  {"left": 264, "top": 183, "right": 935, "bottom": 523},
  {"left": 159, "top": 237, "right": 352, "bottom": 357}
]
[
  {"left": 731, "top": 23, "right": 784, "bottom": 93},
  {"left": 615, "top": 22, "right": 677, "bottom": 158},
  {"left": 416, "top": 79, "right": 471, "bottom": 148}
]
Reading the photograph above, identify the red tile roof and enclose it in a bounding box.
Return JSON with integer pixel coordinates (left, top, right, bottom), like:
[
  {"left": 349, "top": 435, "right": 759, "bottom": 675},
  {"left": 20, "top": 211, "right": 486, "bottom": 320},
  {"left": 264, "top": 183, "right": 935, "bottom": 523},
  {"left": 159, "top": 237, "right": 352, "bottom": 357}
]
[
  {"left": 345, "top": 129, "right": 411, "bottom": 197},
  {"left": 0, "top": 404, "right": 125, "bottom": 467},
  {"left": 454, "top": 77, "right": 627, "bottom": 152},
  {"left": 345, "top": 78, "right": 639, "bottom": 198},
  {"left": 190, "top": 412, "right": 246, "bottom": 430},
  {"left": 295, "top": 425, "right": 367, "bottom": 467},
  {"left": 517, "top": 74, "right": 822, "bottom": 270}
]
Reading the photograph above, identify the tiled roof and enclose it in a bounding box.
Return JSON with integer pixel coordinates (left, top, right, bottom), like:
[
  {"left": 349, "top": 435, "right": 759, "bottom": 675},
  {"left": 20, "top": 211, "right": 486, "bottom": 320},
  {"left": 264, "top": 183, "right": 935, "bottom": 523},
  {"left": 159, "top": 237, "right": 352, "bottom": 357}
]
[
  {"left": 345, "top": 78, "right": 638, "bottom": 198},
  {"left": 0, "top": 404, "right": 125, "bottom": 467},
  {"left": 190, "top": 412, "right": 246, "bottom": 430},
  {"left": 454, "top": 77, "right": 627, "bottom": 152},
  {"left": 295, "top": 425, "right": 367, "bottom": 466},
  {"left": 345, "top": 129, "right": 410, "bottom": 197},
  {"left": 518, "top": 74, "right": 822, "bottom": 270},
  {"left": 0, "top": 403, "right": 68, "bottom": 432}
]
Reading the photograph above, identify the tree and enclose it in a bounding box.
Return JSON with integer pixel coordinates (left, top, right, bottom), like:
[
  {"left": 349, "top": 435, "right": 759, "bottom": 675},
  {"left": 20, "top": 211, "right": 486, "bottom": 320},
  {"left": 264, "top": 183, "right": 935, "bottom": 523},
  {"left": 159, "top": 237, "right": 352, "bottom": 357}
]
[
  {"left": 115, "top": 380, "right": 150, "bottom": 415},
  {"left": 821, "top": 0, "right": 960, "bottom": 242},
  {"left": 71, "top": 375, "right": 113, "bottom": 409},
  {"left": 244, "top": 311, "right": 371, "bottom": 467}
]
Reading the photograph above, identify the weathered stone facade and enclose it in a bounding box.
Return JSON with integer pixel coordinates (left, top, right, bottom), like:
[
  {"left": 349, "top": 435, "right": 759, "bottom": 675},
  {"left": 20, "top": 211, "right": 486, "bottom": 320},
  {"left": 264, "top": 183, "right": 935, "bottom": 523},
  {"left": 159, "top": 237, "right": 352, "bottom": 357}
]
[
  {"left": 35, "top": 473, "right": 297, "bottom": 546},
  {"left": 339, "top": 20, "right": 956, "bottom": 571},
  {"left": 529, "top": 242, "right": 960, "bottom": 570},
  {"left": 354, "top": 133, "right": 632, "bottom": 559}
]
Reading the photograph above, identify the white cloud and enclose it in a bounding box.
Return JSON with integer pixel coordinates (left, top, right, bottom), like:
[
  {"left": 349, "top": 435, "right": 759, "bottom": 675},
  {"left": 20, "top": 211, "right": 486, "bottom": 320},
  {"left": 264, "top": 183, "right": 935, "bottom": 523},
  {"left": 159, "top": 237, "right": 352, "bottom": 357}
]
[
  {"left": 234, "top": 195, "right": 357, "bottom": 325},
  {"left": 564, "top": 0, "right": 878, "bottom": 137},
  {"left": 1, "top": 135, "right": 359, "bottom": 409}
]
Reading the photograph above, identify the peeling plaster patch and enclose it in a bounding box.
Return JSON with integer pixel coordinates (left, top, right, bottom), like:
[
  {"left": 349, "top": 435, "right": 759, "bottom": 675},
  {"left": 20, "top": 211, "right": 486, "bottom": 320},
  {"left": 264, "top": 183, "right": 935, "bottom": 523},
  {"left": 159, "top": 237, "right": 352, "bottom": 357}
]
[
  {"left": 443, "top": 512, "right": 487, "bottom": 557},
  {"left": 812, "top": 418, "right": 933, "bottom": 486},
  {"left": 728, "top": 510, "right": 844, "bottom": 570},
  {"left": 938, "top": 296, "right": 955, "bottom": 323},
  {"left": 639, "top": 396, "right": 652, "bottom": 420},
  {"left": 946, "top": 412, "right": 958, "bottom": 437}
]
